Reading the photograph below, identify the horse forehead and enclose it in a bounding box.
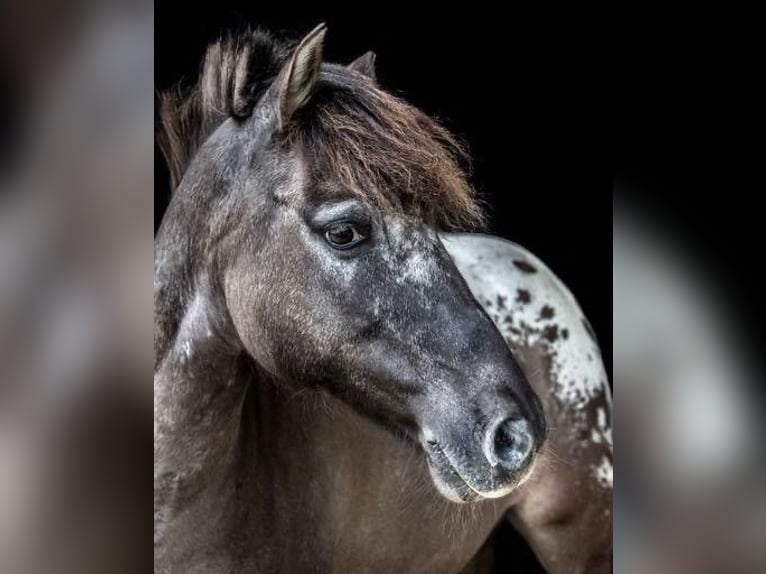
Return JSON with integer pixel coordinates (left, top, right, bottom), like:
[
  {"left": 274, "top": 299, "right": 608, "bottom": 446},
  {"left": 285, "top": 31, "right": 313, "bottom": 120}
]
[
  {"left": 379, "top": 216, "right": 442, "bottom": 285},
  {"left": 270, "top": 152, "right": 309, "bottom": 204},
  {"left": 384, "top": 216, "right": 439, "bottom": 249}
]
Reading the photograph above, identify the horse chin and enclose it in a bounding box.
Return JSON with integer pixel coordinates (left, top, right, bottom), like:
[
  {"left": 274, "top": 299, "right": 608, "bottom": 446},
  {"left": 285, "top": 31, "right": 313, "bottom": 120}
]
[
  {"left": 426, "top": 459, "right": 481, "bottom": 503},
  {"left": 423, "top": 440, "right": 531, "bottom": 504}
]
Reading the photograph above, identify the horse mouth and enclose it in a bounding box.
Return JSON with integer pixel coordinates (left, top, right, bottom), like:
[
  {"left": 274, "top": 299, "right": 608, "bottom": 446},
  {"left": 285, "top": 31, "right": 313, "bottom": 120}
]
[{"left": 422, "top": 440, "right": 532, "bottom": 503}]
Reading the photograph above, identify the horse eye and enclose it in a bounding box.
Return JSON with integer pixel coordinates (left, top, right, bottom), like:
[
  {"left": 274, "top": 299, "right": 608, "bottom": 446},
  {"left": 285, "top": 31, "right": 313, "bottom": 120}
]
[{"left": 324, "top": 223, "right": 366, "bottom": 249}]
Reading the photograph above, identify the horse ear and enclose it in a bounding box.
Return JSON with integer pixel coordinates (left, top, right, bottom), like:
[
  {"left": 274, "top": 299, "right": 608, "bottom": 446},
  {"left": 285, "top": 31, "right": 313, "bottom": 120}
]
[
  {"left": 271, "top": 23, "right": 326, "bottom": 129},
  {"left": 348, "top": 51, "right": 377, "bottom": 81}
]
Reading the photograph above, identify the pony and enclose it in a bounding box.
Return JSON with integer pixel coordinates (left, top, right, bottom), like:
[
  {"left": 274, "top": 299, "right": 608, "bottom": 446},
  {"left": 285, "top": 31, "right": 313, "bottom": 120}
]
[{"left": 155, "top": 24, "right": 612, "bottom": 573}]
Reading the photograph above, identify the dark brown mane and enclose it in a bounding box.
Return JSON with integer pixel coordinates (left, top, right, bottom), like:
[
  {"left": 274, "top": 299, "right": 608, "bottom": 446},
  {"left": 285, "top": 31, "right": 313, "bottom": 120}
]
[
  {"left": 292, "top": 68, "right": 483, "bottom": 229},
  {"left": 157, "top": 28, "right": 484, "bottom": 230}
]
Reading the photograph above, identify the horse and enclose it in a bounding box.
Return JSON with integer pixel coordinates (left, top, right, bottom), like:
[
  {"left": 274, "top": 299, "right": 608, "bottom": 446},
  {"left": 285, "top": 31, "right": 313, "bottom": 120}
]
[{"left": 154, "top": 24, "right": 612, "bottom": 573}]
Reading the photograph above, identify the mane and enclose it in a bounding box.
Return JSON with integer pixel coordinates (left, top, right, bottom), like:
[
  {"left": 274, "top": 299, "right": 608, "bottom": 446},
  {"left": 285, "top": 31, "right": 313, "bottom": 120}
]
[
  {"left": 157, "top": 28, "right": 293, "bottom": 189},
  {"left": 158, "top": 28, "right": 484, "bottom": 230}
]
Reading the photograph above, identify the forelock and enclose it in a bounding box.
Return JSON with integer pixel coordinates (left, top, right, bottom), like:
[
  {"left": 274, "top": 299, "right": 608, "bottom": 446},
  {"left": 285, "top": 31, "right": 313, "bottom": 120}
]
[{"left": 290, "top": 68, "right": 485, "bottom": 230}]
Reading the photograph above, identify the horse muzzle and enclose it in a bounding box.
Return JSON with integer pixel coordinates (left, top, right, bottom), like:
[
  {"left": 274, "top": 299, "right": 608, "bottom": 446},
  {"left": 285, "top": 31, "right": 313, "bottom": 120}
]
[{"left": 420, "top": 407, "right": 544, "bottom": 503}]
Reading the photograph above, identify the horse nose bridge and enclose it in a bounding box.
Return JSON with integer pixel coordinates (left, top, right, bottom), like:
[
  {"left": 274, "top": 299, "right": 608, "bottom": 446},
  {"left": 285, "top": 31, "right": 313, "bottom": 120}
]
[
  {"left": 445, "top": 300, "right": 512, "bottom": 358},
  {"left": 410, "top": 285, "right": 542, "bottom": 417},
  {"left": 417, "top": 323, "right": 530, "bottom": 402}
]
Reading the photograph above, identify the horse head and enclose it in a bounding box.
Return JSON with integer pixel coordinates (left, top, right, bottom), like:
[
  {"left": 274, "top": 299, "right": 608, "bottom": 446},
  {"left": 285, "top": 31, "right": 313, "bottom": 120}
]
[{"left": 158, "top": 24, "right": 546, "bottom": 502}]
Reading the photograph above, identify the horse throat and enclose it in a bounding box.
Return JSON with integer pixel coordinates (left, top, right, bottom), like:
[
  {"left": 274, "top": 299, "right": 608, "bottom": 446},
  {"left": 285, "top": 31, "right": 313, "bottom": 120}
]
[{"left": 153, "top": 267, "right": 249, "bottom": 542}]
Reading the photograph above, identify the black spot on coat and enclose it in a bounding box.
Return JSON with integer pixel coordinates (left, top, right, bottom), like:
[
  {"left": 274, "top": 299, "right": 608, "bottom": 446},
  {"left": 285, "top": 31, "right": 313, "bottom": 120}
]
[
  {"left": 516, "top": 289, "right": 531, "bottom": 304},
  {"left": 538, "top": 305, "right": 555, "bottom": 320},
  {"left": 513, "top": 260, "right": 537, "bottom": 273},
  {"left": 543, "top": 325, "right": 559, "bottom": 342}
]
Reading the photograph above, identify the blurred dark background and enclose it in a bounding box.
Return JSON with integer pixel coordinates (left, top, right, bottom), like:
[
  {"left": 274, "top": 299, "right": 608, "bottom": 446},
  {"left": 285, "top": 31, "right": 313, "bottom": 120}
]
[{"left": 613, "top": 17, "right": 763, "bottom": 367}]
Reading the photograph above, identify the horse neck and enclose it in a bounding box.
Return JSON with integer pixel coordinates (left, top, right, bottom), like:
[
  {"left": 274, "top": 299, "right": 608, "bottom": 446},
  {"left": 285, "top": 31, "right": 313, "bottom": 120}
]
[{"left": 154, "top": 216, "right": 251, "bottom": 528}]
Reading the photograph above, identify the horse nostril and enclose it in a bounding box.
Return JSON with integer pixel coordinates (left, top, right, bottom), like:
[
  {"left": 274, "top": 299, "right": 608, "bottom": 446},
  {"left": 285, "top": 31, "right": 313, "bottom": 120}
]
[{"left": 488, "top": 417, "right": 534, "bottom": 473}]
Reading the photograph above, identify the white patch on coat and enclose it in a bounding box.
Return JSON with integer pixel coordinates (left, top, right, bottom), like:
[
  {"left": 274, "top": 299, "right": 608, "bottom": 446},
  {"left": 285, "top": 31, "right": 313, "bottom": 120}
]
[
  {"left": 395, "top": 249, "right": 437, "bottom": 287},
  {"left": 593, "top": 456, "right": 613, "bottom": 488},
  {"left": 383, "top": 217, "right": 436, "bottom": 287},
  {"left": 179, "top": 340, "right": 192, "bottom": 364},
  {"left": 593, "top": 406, "right": 613, "bottom": 447},
  {"left": 591, "top": 428, "right": 602, "bottom": 443}
]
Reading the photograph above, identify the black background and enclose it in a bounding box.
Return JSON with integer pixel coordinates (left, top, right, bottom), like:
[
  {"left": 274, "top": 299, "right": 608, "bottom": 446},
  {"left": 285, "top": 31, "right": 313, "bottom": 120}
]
[{"left": 156, "top": 7, "right": 605, "bottom": 570}]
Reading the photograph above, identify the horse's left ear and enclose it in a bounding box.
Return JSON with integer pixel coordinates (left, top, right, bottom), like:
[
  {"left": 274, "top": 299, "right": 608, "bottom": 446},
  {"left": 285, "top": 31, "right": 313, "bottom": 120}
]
[
  {"left": 348, "top": 51, "right": 377, "bottom": 81},
  {"left": 271, "top": 23, "right": 326, "bottom": 129}
]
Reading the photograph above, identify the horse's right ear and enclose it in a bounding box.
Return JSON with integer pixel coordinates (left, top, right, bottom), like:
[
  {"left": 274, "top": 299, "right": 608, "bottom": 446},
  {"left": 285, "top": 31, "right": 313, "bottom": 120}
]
[{"left": 270, "top": 23, "right": 326, "bottom": 130}]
